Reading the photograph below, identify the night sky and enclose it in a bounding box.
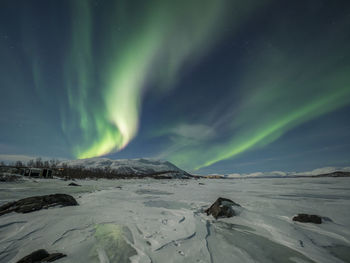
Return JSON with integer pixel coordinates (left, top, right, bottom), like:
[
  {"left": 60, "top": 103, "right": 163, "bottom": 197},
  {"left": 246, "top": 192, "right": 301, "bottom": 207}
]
[{"left": 1, "top": 0, "right": 350, "bottom": 174}]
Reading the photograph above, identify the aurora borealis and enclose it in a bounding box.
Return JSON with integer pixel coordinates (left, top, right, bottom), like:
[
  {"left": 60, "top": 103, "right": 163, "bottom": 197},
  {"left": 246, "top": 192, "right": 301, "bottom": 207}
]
[{"left": 1, "top": 0, "right": 350, "bottom": 173}]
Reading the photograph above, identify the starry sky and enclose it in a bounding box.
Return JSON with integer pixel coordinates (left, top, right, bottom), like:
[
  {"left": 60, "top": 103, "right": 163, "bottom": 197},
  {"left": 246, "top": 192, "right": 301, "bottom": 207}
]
[{"left": 1, "top": 0, "right": 350, "bottom": 174}]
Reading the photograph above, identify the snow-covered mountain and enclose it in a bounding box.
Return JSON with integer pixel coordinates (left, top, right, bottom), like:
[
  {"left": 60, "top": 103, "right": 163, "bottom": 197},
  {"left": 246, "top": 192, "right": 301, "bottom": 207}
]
[{"left": 58, "top": 158, "right": 190, "bottom": 178}]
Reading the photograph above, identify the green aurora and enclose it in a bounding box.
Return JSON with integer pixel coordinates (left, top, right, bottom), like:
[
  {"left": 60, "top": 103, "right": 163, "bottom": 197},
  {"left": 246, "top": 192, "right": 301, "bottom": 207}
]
[
  {"left": 58, "top": 0, "right": 350, "bottom": 169},
  {"left": 66, "top": 0, "right": 230, "bottom": 159},
  {"left": 152, "top": 7, "right": 350, "bottom": 170},
  {"left": 1, "top": 0, "right": 350, "bottom": 172},
  {"left": 64, "top": 0, "right": 267, "bottom": 161}
]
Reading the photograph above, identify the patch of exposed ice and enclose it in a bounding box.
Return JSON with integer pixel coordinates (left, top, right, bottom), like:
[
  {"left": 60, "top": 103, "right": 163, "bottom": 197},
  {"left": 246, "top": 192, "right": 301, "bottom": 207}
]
[{"left": 0, "top": 177, "right": 350, "bottom": 262}]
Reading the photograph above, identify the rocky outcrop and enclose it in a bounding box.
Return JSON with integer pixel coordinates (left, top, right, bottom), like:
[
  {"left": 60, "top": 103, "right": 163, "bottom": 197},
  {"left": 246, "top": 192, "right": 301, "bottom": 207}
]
[
  {"left": 68, "top": 182, "right": 81, "bottom": 186},
  {"left": 0, "top": 194, "right": 78, "bottom": 216},
  {"left": 293, "top": 214, "right": 322, "bottom": 224},
  {"left": 205, "top": 197, "right": 241, "bottom": 219},
  {"left": 17, "top": 249, "right": 66, "bottom": 263}
]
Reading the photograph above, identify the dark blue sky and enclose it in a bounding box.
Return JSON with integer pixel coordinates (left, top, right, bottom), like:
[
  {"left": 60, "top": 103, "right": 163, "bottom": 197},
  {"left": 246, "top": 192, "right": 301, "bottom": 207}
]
[{"left": 1, "top": 0, "right": 350, "bottom": 174}]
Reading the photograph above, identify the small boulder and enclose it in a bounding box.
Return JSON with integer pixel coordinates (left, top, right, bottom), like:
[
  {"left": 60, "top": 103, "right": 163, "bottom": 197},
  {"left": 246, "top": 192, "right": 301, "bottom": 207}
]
[
  {"left": 293, "top": 214, "right": 322, "bottom": 224},
  {"left": 68, "top": 182, "right": 81, "bottom": 186},
  {"left": 205, "top": 197, "right": 240, "bottom": 219},
  {"left": 0, "top": 194, "right": 78, "bottom": 216},
  {"left": 17, "top": 249, "right": 66, "bottom": 263}
]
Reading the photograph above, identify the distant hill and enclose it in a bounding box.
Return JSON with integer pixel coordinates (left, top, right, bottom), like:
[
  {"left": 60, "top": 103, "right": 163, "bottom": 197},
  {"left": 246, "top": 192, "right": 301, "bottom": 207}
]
[
  {"left": 211, "top": 170, "right": 350, "bottom": 179},
  {"left": 58, "top": 158, "right": 191, "bottom": 179},
  {"left": 297, "top": 171, "right": 350, "bottom": 178}
]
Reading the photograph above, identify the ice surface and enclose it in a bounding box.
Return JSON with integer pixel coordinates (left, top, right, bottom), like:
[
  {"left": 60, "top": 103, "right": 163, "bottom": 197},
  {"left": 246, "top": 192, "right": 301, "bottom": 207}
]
[{"left": 1, "top": 177, "right": 350, "bottom": 263}]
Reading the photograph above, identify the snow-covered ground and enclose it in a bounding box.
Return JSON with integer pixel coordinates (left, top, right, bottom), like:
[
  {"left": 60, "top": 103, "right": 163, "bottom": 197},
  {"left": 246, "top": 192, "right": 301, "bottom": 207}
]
[{"left": 1, "top": 177, "right": 350, "bottom": 263}]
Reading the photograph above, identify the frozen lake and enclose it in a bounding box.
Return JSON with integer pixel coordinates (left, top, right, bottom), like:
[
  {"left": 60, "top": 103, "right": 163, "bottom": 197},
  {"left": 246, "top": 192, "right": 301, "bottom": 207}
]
[{"left": 1, "top": 177, "right": 350, "bottom": 263}]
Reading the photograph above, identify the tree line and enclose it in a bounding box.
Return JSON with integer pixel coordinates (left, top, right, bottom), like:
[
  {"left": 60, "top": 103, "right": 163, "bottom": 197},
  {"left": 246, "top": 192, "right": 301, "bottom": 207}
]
[
  {"left": 0, "top": 158, "right": 178, "bottom": 179},
  {"left": 0, "top": 158, "right": 60, "bottom": 168}
]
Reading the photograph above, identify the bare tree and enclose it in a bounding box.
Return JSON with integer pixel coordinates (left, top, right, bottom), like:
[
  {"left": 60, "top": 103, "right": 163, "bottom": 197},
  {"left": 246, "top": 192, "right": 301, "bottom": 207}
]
[
  {"left": 27, "top": 159, "right": 35, "bottom": 167},
  {"left": 49, "top": 159, "right": 59, "bottom": 168},
  {"left": 35, "top": 157, "right": 43, "bottom": 168},
  {"left": 15, "top": 161, "right": 23, "bottom": 167},
  {"left": 43, "top": 160, "right": 50, "bottom": 168}
]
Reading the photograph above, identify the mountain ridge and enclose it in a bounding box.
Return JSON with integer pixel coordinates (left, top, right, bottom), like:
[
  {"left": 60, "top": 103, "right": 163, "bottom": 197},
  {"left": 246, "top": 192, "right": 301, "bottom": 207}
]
[{"left": 58, "top": 158, "right": 191, "bottom": 179}]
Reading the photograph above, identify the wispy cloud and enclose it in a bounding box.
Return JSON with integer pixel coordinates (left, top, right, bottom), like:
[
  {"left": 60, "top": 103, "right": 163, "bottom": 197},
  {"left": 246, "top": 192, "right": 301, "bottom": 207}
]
[
  {"left": 0, "top": 154, "right": 38, "bottom": 163},
  {"left": 0, "top": 154, "right": 65, "bottom": 164}
]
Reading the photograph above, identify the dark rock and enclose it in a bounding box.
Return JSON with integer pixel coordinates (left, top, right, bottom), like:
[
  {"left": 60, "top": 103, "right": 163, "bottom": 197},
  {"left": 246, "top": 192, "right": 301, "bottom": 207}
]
[
  {"left": 17, "top": 249, "right": 66, "bottom": 263},
  {"left": 68, "top": 182, "right": 81, "bottom": 186},
  {"left": 310, "top": 171, "right": 350, "bottom": 178},
  {"left": 17, "top": 249, "right": 49, "bottom": 263},
  {"left": 205, "top": 197, "right": 241, "bottom": 219},
  {"left": 0, "top": 194, "right": 78, "bottom": 216},
  {"left": 293, "top": 214, "right": 322, "bottom": 224},
  {"left": 198, "top": 182, "right": 205, "bottom": 185}
]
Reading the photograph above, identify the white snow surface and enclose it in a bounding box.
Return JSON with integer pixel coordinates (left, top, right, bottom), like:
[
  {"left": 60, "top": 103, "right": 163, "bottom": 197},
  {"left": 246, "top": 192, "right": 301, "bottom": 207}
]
[
  {"left": 1, "top": 177, "right": 350, "bottom": 263},
  {"left": 58, "top": 158, "right": 189, "bottom": 177}
]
